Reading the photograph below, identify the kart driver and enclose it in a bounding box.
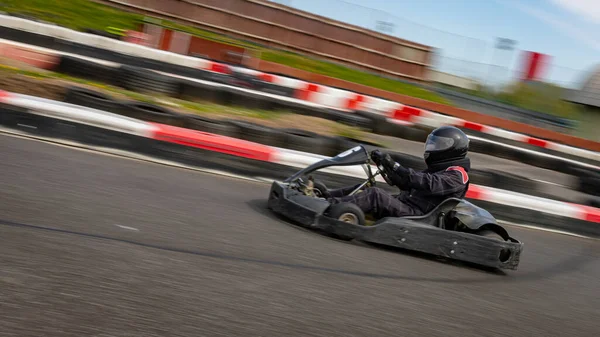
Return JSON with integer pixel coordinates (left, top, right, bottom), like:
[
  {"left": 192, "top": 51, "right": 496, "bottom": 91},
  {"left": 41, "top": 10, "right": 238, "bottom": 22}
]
[{"left": 323, "top": 125, "right": 471, "bottom": 219}]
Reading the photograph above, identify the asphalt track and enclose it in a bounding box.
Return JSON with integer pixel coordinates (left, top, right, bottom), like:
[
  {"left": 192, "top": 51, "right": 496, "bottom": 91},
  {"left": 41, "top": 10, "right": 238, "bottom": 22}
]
[{"left": 1, "top": 133, "right": 599, "bottom": 337}]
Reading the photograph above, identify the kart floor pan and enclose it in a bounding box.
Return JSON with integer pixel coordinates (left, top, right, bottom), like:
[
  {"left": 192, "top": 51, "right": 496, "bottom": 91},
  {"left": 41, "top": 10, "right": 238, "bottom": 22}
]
[{"left": 314, "top": 216, "right": 523, "bottom": 270}]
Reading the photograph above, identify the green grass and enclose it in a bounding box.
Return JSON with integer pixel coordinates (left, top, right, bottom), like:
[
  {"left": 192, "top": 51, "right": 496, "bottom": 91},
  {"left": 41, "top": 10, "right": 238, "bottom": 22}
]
[
  {"left": 0, "top": 0, "right": 451, "bottom": 105},
  {"left": 261, "top": 50, "right": 449, "bottom": 104},
  {"left": 176, "top": 99, "right": 289, "bottom": 120},
  {"left": 438, "top": 82, "right": 582, "bottom": 120},
  {"left": 0, "top": 63, "right": 381, "bottom": 142},
  {"left": 0, "top": 0, "right": 142, "bottom": 32}
]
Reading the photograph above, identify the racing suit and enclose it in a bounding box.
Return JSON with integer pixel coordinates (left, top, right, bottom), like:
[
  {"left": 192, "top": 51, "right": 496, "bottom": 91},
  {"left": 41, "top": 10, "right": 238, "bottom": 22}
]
[{"left": 327, "top": 157, "right": 471, "bottom": 219}]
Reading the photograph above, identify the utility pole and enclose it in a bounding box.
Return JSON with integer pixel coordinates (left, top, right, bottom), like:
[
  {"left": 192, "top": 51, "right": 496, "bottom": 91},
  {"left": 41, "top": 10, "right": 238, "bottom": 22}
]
[
  {"left": 376, "top": 21, "right": 395, "bottom": 34},
  {"left": 487, "top": 37, "right": 517, "bottom": 89}
]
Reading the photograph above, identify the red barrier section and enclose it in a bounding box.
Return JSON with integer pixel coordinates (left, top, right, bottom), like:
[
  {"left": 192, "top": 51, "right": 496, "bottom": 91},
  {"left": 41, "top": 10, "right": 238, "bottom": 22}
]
[
  {"left": 258, "top": 73, "right": 274, "bottom": 83},
  {"left": 0, "top": 90, "right": 10, "bottom": 101},
  {"left": 527, "top": 137, "right": 548, "bottom": 148},
  {"left": 209, "top": 62, "right": 232, "bottom": 74},
  {"left": 346, "top": 94, "right": 365, "bottom": 110},
  {"left": 295, "top": 83, "right": 320, "bottom": 101},
  {"left": 462, "top": 121, "right": 486, "bottom": 132},
  {"left": 465, "top": 185, "right": 486, "bottom": 200},
  {"left": 393, "top": 105, "right": 422, "bottom": 121},
  {"left": 582, "top": 206, "right": 600, "bottom": 223},
  {"left": 150, "top": 123, "right": 275, "bottom": 161}
]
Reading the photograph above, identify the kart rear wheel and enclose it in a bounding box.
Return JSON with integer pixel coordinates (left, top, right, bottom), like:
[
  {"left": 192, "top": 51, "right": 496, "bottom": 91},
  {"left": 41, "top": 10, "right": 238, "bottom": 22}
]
[
  {"left": 475, "top": 229, "right": 512, "bottom": 263},
  {"left": 475, "top": 229, "right": 505, "bottom": 241},
  {"left": 328, "top": 203, "right": 365, "bottom": 226}
]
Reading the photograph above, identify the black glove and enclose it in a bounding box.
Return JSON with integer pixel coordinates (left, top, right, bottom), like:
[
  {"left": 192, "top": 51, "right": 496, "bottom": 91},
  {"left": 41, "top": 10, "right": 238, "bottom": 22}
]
[
  {"left": 381, "top": 154, "right": 396, "bottom": 170},
  {"left": 371, "top": 150, "right": 396, "bottom": 170},
  {"left": 370, "top": 150, "right": 384, "bottom": 166}
]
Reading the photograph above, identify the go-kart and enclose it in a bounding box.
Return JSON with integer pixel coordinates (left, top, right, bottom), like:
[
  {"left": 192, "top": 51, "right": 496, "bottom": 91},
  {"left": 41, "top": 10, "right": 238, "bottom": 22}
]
[{"left": 267, "top": 145, "right": 523, "bottom": 270}]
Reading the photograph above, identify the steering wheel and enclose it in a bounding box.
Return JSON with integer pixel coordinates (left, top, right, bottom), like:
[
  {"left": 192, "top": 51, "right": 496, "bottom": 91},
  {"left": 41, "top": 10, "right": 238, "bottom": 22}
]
[{"left": 373, "top": 163, "right": 395, "bottom": 186}]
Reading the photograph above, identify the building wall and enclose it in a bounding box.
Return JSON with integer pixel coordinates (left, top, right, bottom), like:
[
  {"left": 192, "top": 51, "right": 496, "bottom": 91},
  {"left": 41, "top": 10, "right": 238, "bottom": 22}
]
[
  {"left": 427, "top": 70, "right": 478, "bottom": 90},
  {"left": 99, "top": 0, "right": 433, "bottom": 81}
]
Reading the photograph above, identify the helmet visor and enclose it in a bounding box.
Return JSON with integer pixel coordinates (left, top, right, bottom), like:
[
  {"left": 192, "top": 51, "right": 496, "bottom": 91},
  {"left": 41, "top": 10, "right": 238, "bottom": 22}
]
[{"left": 425, "top": 134, "right": 455, "bottom": 152}]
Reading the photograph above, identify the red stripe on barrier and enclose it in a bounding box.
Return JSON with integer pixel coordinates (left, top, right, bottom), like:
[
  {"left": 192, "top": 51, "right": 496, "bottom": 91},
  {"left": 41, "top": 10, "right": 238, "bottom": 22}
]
[
  {"left": 259, "top": 73, "right": 274, "bottom": 83},
  {"left": 465, "top": 185, "right": 486, "bottom": 200},
  {"left": 462, "top": 121, "right": 485, "bottom": 132},
  {"left": 581, "top": 206, "right": 600, "bottom": 223},
  {"left": 402, "top": 106, "right": 422, "bottom": 116},
  {"left": 209, "top": 62, "right": 232, "bottom": 74},
  {"left": 307, "top": 83, "right": 320, "bottom": 93},
  {"left": 0, "top": 90, "right": 10, "bottom": 101},
  {"left": 347, "top": 94, "right": 365, "bottom": 110},
  {"left": 150, "top": 123, "right": 274, "bottom": 162},
  {"left": 393, "top": 106, "right": 422, "bottom": 121},
  {"left": 527, "top": 137, "right": 548, "bottom": 148},
  {"left": 295, "top": 83, "right": 321, "bottom": 101}
]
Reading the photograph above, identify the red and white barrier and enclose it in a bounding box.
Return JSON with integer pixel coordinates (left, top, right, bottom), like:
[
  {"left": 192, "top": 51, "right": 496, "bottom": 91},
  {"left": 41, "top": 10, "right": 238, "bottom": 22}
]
[
  {"left": 0, "top": 13, "right": 598, "bottom": 162},
  {"left": 0, "top": 89, "right": 598, "bottom": 224}
]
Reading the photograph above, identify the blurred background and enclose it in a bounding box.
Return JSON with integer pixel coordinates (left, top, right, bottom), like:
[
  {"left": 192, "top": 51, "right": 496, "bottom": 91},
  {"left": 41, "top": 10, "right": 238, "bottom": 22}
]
[
  {"left": 0, "top": 1, "right": 599, "bottom": 336},
  {"left": 2, "top": 0, "right": 600, "bottom": 140}
]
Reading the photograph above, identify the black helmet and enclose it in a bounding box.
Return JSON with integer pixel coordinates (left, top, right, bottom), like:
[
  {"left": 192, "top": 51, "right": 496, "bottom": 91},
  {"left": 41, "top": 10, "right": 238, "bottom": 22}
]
[{"left": 424, "top": 126, "right": 469, "bottom": 165}]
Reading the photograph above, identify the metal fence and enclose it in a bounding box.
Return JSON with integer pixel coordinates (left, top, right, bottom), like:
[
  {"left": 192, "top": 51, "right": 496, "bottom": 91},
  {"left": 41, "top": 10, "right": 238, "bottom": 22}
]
[{"left": 270, "top": 0, "right": 588, "bottom": 90}]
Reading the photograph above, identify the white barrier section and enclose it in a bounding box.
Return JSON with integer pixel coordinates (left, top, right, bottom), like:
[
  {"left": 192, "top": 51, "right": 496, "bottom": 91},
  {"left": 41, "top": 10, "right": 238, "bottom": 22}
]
[{"left": 1, "top": 91, "right": 157, "bottom": 137}]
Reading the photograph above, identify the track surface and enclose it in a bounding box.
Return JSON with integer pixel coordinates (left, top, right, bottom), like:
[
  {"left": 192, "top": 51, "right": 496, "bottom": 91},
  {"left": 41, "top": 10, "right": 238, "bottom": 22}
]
[{"left": 1, "top": 134, "right": 599, "bottom": 337}]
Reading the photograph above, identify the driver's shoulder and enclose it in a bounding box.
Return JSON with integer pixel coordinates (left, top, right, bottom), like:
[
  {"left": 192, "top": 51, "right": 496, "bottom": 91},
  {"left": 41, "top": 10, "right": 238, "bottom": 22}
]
[{"left": 443, "top": 166, "right": 469, "bottom": 184}]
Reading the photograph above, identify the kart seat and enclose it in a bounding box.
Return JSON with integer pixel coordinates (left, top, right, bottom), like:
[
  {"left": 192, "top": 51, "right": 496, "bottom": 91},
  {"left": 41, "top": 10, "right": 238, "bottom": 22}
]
[{"left": 400, "top": 198, "right": 462, "bottom": 228}]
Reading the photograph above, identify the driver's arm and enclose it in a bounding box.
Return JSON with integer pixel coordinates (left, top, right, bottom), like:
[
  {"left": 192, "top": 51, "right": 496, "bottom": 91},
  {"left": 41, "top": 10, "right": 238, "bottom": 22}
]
[{"left": 385, "top": 165, "right": 468, "bottom": 196}]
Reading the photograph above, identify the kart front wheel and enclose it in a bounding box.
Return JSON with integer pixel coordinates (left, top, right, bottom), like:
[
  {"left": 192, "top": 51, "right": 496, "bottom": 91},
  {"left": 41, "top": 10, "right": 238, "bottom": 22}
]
[
  {"left": 312, "top": 180, "right": 329, "bottom": 198},
  {"left": 328, "top": 202, "right": 365, "bottom": 226}
]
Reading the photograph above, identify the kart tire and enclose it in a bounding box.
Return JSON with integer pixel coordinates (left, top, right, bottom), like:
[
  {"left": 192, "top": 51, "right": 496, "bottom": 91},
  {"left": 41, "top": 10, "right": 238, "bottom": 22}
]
[
  {"left": 312, "top": 180, "right": 329, "bottom": 198},
  {"left": 118, "top": 65, "right": 181, "bottom": 96},
  {"left": 0, "top": 103, "right": 53, "bottom": 135},
  {"left": 222, "top": 89, "right": 277, "bottom": 110},
  {"left": 468, "top": 169, "right": 496, "bottom": 187},
  {"left": 379, "top": 123, "right": 429, "bottom": 142},
  {"left": 475, "top": 229, "right": 512, "bottom": 263},
  {"left": 487, "top": 169, "right": 540, "bottom": 194},
  {"left": 281, "top": 129, "right": 336, "bottom": 156},
  {"left": 328, "top": 110, "right": 372, "bottom": 129},
  {"left": 259, "top": 83, "right": 296, "bottom": 97},
  {"left": 475, "top": 229, "right": 504, "bottom": 241},
  {"left": 178, "top": 80, "right": 224, "bottom": 103},
  {"left": 186, "top": 115, "right": 240, "bottom": 138},
  {"left": 58, "top": 55, "right": 118, "bottom": 84},
  {"left": 353, "top": 110, "right": 387, "bottom": 133},
  {"left": 327, "top": 202, "right": 365, "bottom": 226},
  {"left": 121, "top": 101, "right": 185, "bottom": 127},
  {"left": 585, "top": 196, "right": 600, "bottom": 208},
  {"left": 225, "top": 120, "right": 284, "bottom": 147},
  {"left": 63, "top": 86, "right": 124, "bottom": 115},
  {"left": 334, "top": 137, "right": 381, "bottom": 156},
  {"left": 230, "top": 71, "right": 261, "bottom": 90},
  {"left": 575, "top": 169, "right": 600, "bottom": 196}
]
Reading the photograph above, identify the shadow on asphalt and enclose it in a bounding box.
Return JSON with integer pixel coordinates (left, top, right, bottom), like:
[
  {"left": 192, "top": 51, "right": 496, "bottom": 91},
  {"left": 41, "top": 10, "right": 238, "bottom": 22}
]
[
  {"left": 245, "top": 198, "right": 600, "bottom": 284},
  {"left": 1, "top": 205, "right": 597, "bottom": 286}
]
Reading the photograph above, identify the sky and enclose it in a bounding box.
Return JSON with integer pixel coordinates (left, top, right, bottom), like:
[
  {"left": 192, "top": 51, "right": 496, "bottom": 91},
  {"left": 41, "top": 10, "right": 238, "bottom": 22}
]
[{"left": 271, "top": 0, "right": 600, "bottom": 89}]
